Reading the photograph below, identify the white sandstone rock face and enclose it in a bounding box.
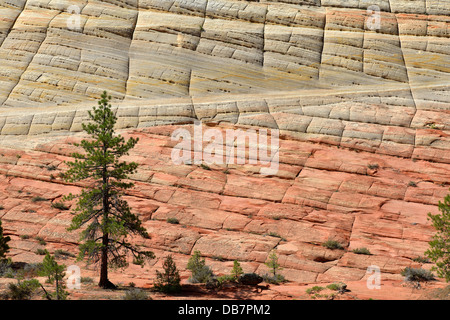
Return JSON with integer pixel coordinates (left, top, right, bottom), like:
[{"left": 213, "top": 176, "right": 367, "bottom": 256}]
[{"left": 0, "top": 0, "right": 448, "bottom": 155}]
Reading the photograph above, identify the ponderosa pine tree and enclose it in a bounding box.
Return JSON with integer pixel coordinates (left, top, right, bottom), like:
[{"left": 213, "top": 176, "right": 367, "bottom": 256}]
[
  {"left": 425, "top": 193, "right": 450, "bottom": 282},
  {"left": 62, "top": 91, "right": 154, "bottom": 289},
  {"left": 0, "top": 218, "right": 10, "bottom": 261},
  {"left": 154, "top": 255, "right": 181, "bottom": 293}
]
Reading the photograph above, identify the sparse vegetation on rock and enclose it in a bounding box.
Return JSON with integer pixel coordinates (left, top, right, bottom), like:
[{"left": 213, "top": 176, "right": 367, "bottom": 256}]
[
  {"left": 322, "top": 240, "right": 344, "bottom": 250},
  {"left": 352, "top": 247, "right": 372, "bottom": 255},
  {"left": 401, "top": 267, "right": 435, "bottom": 282}
]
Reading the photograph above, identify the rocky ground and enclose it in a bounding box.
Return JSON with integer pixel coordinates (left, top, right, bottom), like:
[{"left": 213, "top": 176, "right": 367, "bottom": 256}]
[{"left": 0, "top": 122, "right": 449, "bottom": 300}]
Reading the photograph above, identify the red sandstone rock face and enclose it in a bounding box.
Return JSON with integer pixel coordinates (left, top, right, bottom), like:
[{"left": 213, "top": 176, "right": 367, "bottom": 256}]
[{"left": 0, "top": 123, "right": 448, "bottom": 300}]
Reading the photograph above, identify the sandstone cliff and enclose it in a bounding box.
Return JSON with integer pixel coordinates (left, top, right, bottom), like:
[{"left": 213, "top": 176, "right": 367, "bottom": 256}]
[{"left": 0, "top": 0, "right": 449, "bottom": 299}]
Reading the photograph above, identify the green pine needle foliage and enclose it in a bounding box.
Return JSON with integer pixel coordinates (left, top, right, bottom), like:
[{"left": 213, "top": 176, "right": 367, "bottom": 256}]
[
  {"left": 425, "top": 193, "right": 450, "bottom": 282},
  {"left": 61, "top": 91, "right": 154, "bottom": 286}
]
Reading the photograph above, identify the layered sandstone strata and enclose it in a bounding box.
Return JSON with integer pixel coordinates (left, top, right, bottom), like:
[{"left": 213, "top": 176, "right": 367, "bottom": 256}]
[{"left": 0, "top": 123, "right": 449, "bottom": 293}]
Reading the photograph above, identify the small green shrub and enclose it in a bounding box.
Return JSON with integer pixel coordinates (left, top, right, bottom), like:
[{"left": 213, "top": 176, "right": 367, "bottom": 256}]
[
  {"left": 35, "top": 236, "right": 46, "bottom": 246},
  {"left": 217, "top": 275, "right": 234, "bottom": 285},
  {"left": 51, "top": 202, "right": 70, "bottom": 210},
  {"left": 352, "top": 247, "right": 372, "bottom": 255},
  {"left": 80, "top": 277, "right": 94, "bottom": 284},
  {"left": 187, "top": 251, "right": 213, "bottom": 284},
  {"left": 322, "top": 240, "right": 344, "bottom": 250},
  {"left": 306, "top": 286, "right": 325, "bottom": 294},
  {"left": 262, "top": 273, "right": 286, "bottom": 285},
  {"left": 368, "top": 163, "right": 379, "bottom": 170},
  {"left": 166, "top": 217, "right": 179, "bottom": 224},
  {"left": 6, "top": 279, "right": 40, "bottom": 300},
  {"left": 231, "top": 260, "right": 243, "bottom": 281},
  {"left": 401, "top": 267, "right": 435, "bottom": 282},
  {"left": 408, "top": 181, "right": 418, "bottom": 187},
  {"left": 31, "top": 196, "right": 47, "bottom": 202},
  {"left": 0, "top": 259, "right": 14, "bottom": 278},
  {"left": 36, "top": 248, "right": 48, "bottom": 255},
  {"left": 123, "top": 288, "right": 149, "bottom": 300},
  {"left": 0, "top": 205, "right": 4, "bottom": 210},
  {"left": 326, "top": 282, "right": 347, "bottom": 292},
  {"left": 20, "top": 235, "right": 30, "bottom": 240}
]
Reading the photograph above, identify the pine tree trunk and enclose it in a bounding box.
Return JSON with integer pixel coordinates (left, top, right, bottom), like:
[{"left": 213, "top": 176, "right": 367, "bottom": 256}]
[
  {"left": 98, "top": 233, "right": 110, "bottom": 288},
  {"left": 56, "top": 278, "right": 59, "bottom": 300},
  {"left": 98, "top": 149, "right": 116, "bottom": 289}
]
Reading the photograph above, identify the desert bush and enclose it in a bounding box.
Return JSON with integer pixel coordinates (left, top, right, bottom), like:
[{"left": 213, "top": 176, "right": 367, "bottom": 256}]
[
  {"left": 367, "top": 163, "right": 379, "bottom": 170},
  {"left": 322, "top": 240, "right": 344, "bottom": 250},
  {"left": 262, "top": 273, "right": 286, "bottom": 285},
  {"left": 36, "top": 248, "right": 47, "bottom": 255},
  {"left": 352, "top": 247, "right": 372, "bottom": 255},
  {"left": 123, "top": 288, "right": 149, "bottom": 300},
  {"left": 326, "top": 282, "right": 347, "bottom": 292},
  {"left": 401, "top": 267, "right": 435, "bottom": 282},
  {"left": 0, "top": 219, "right": 11, "bottom": 260},
  {"left": 31, "top": 196, "right": 46, "bottom": 202},
  {"left": 306, "top": 286, "right": 325, "bottom": 295},
  {"left": 0, "top": 259, "right": 14, "bottom": 278},
  {"left": 166, "top": 217, "right": 179, "bottom": 224},
  {"left": 81, "top": 277, "right": 94, "bottom": 284},
  {"left": 35, "top": 236, "right": 46, "bottom": 246},
  {"left": 6, "top": 279, "right": 40, "bottom": 300},
  {"left": 217, "top": 275, "right": 234, "bottom": 285},
  {"left": 51, "top": 202, "right": 70, "bottom": 210}
]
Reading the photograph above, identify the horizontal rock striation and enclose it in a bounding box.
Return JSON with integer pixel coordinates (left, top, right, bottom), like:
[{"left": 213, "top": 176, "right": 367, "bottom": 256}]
[
  {"left": 0, "top": 123, "right": 449, "bottom": 285},
  {"left": 0, "top": 0, "right": 448, "bottom": 296},
  {"left": 0, "top": 0, "right": 447, "bottom": 109}
]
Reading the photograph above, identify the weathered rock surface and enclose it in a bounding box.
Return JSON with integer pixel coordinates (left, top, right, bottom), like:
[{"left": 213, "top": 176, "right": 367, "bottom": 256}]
[
  {"left": 0, "top": 123, "right": 448, "bottom": 299},
  {"left": 0, "top": 0, "right": 448, "bottom": 300},
  {"left": 0, "top": 0, "right": 447, "bottom": 112}
]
